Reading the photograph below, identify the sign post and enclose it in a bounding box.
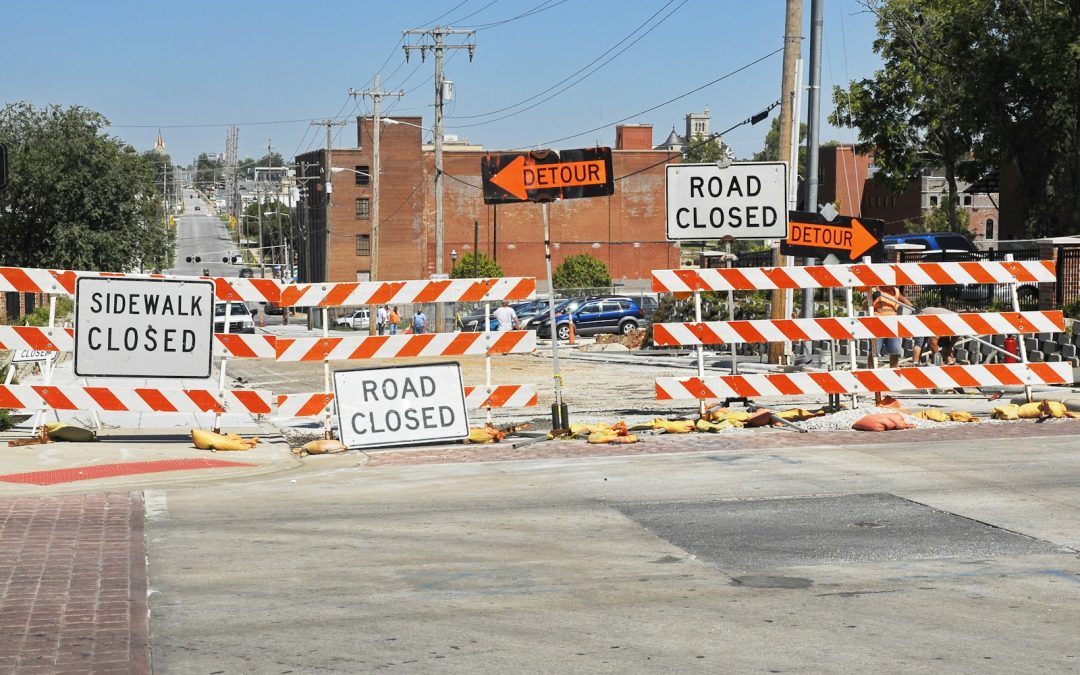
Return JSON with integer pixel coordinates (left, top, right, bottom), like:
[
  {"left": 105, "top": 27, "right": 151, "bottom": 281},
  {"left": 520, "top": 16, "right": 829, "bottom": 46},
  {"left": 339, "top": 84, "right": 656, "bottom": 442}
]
[
  {"left": 481, "top": 147, "right": 615, "bottom": 431},
  {"left": 334, "top": 362, "right": 469, "bottom": 449},
  {"left": 74, "top": 277, "right": 215, "bottom": 378}
]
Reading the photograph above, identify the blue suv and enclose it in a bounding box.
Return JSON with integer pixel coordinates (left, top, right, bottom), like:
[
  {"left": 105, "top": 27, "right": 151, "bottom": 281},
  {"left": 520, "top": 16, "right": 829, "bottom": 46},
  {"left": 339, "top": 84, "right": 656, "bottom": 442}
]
[{"left": 532, "top": 296, "right": 646, "bottom": 341}]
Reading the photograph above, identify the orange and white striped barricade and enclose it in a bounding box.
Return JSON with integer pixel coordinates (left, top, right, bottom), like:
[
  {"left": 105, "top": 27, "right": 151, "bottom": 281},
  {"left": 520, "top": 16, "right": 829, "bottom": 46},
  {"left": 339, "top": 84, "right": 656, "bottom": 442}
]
[
  {"left": 0, "top": 384, "right": 272, "bottom": 415},
  {"left": 276, "top": 276, "right": 537, "bottom": 438},
  {"left": 652, "top": 311, "right": 1066, "bottom": 347},
  {"left": 655, "top": 362, "right": 1072, "bottom": 400},
  {"left": 0, "top": 267, "right": 284, "bottom": 436},
  {"left": 0, "top": 326, "right": 277, "bottom": 360},
  {"left": 274, "top": 384, "right": 539, "bottom": 420},
  {"left": 650, "top": 259, "right": 1068, "bottom": 410}
]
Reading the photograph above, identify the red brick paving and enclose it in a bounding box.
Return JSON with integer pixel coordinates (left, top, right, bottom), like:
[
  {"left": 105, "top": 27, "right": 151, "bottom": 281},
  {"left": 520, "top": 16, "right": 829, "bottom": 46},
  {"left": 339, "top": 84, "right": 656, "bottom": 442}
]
[
  {"left": 0, "top": 492, "right": 149, "bottom": 675},
  {"left": 363, "top": 418, "right": 1080, "bottom": 466},
  {"left": 0, "top": 459, "right": 255, "bottom": 486}
]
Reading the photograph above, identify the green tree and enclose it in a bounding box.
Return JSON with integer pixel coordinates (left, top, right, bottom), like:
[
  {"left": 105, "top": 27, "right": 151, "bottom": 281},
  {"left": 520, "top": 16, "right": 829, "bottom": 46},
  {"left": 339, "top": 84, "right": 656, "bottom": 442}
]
[
  {"left": 830, "top": 0, "right": 986, "bottom": 233},
  {"left": 973, "top": 2, "right": 1080, "bottom": 237},
  {"left": 552, "top": 253, "right": 611, "bottom": 290},
  {"left": 449, "top": 251, "right": 502, "bottom": 279},
  {"left": 242, "top": 200, "right": 294, "bottom": 267},
  {"left": 194, "top": 153, "right": 222, "bottom": 192},
  {"left": 908, "top": 205, "right": 971, "bottom": 236},
  {"left": 0, "top": 103, "right": 174, "bottom": 272},
  {"left": 683, "top": 137, "right": 728, "bottom": 163}
]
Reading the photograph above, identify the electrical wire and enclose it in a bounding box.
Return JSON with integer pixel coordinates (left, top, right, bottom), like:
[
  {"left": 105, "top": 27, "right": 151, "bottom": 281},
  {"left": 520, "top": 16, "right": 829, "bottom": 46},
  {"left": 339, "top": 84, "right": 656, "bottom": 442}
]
[
  {"left": 445, "top": 0, "right": 500, "bottom": 25},
  {"left": 445, "top": 0, "right": 686, "bottom": 126},
  {"left": 536, "top": 47, "right": 783, "bottom": 148},
  {"left": 461, "top": 0, "right": 567, "bottom": 30}
]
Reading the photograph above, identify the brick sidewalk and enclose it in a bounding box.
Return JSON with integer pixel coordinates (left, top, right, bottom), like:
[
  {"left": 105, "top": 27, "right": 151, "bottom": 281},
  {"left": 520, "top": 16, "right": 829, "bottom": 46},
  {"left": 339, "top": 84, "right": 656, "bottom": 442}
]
[{"left": 0, "top": 492, "right": 149, "bottom": 674}]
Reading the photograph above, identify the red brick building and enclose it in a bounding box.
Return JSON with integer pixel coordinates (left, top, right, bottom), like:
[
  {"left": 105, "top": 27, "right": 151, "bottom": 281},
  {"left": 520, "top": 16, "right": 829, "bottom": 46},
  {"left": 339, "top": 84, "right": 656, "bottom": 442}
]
[{"left": 296, "top": 118, "right": 682, "bottom": 286}]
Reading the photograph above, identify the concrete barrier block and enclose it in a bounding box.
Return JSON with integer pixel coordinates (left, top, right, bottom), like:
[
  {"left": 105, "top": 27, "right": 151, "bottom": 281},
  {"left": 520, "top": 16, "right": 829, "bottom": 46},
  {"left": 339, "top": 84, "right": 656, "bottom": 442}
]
[
  {"left": 1049, "top": 353, "right": 1063, "bottom": 362},
  {"left": 1028, "top": 350, "right": 1045, "bottom": 362},
  {"left": 1061, "top": 344, "right": 1077, "bottom": 358}
]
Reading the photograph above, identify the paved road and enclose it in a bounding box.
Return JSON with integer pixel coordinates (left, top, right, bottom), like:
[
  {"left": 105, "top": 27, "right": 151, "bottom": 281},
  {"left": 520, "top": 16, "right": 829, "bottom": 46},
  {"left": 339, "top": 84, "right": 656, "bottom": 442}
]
[{"left": 140, "top": 425, "right": 1080, "bottom": 673}]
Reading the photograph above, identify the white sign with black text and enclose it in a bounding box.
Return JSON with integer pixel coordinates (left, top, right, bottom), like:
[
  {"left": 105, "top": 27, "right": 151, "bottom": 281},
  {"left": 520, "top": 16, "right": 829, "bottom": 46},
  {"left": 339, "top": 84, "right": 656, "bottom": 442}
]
[
  {"left": 665, "top": 161, "right": 788, "bottom": 241},
  {"left": 74, "top": 277, "right": 215, "bottom": 378},
  {"left": 12, "top": 349, "right": 58, "bottom": 364},
  {"left": 334, "top": 362, "right": 470, "bottom": 450}
]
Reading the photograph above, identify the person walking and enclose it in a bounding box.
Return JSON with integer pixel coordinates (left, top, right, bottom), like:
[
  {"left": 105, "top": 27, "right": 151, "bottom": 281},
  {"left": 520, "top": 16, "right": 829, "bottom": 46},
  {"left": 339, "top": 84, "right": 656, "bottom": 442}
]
[
  {"left": 493, "top": 300, "right": 521, "bottom": 331},
  {"left": 376, "top": 305, "right": 389, "bottom": 336},
  {"left": 412, "top": 307, "right": 426, "bottom": 335},
  {"left": 868, "top": 284, "right": 911, "bottom": 368},
  {"left": 388, "top": 306, "right": 400, "bottom": 335}
]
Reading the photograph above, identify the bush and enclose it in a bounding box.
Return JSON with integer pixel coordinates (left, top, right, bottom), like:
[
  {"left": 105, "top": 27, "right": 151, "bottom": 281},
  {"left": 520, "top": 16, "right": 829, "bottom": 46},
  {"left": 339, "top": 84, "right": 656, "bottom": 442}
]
[
  {"left": 553, "top": 254, "right": 611, "bottom": 290},
  {"left": 450, "top": 251, "right": 503, "bottom": 279}
]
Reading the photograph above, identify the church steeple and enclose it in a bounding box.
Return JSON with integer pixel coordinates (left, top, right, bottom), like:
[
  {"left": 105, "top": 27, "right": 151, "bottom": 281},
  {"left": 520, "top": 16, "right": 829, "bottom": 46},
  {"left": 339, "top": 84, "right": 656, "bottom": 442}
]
[{"left": 154, "top": 129, "right": 167, "bottom": 154}]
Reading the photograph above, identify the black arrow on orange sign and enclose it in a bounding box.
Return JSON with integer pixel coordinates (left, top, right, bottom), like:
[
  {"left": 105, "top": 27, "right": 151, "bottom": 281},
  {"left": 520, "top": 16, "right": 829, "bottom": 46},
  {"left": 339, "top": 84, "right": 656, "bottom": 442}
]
[
  {"left": 785, "top": 216, "right": 881, "bottom": 261},
  {"left": 490, "top": 155, "right": 609, "bottom": 201}
]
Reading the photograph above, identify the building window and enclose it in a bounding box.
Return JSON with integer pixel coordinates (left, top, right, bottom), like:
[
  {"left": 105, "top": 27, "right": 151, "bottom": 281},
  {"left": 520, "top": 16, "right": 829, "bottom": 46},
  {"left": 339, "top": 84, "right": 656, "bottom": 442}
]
[
  {"left": 356, "top": 234, "right": 371, "bottom": 256},
  {"left": 355, "top": 166, "right": 370, "bottom": 186},
  {"left": 929, "top": 195, "right": 939, "bottom": 207},
  {"left": 963, "top": 194, "right": 972, "bottom": 206},
  {"left": 355, "top": 198, "right": 370, "bottom": 220},
  {"left": 986, "top": 218, "right": 995, "bottom": 240}
]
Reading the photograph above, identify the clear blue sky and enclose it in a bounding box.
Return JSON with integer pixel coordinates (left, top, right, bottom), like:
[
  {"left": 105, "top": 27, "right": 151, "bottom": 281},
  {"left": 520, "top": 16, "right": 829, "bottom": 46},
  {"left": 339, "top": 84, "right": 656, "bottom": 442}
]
[{"left": 7, "top": 0, "right": 880, "bottom": 165}]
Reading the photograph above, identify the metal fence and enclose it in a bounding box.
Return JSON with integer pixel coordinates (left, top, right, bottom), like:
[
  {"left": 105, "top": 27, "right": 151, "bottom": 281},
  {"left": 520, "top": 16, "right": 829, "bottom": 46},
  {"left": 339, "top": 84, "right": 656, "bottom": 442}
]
[
  {"left": 1056, "top": 246, "right": 1080, "bottom": 308},
  {"left": 897, "top": 248, "right": 1042, "bottom": 311}
]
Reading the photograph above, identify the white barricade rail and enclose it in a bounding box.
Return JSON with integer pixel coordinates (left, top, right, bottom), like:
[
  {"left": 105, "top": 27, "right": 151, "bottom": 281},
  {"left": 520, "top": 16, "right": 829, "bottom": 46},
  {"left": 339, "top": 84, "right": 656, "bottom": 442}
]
[
  {"left": 0, "top": 266, "right": 283, "bottom": 303},
  {"left": 274, "top": 331, "right": 535, "bottom": 361},
  {"left": 0, "top": 326, "right": 278, "bottom": 360},
  {"left": 656, "top": 363, "right": 1072, "bottom": 400},
  {"left": 275, "top": 384, "right": 538, "bottom": 418},
  {"left": 278, "top": 277, "right": 536, "bottom": 307},
  {"left": 653, "top": 311, "right": 1065, "bottom": 346},
  {"left": 652, "top": 260, "right": 1056, "bottom": 293},
  {"left": 0, "top": 384, "right": 273, "bottom": 414}
]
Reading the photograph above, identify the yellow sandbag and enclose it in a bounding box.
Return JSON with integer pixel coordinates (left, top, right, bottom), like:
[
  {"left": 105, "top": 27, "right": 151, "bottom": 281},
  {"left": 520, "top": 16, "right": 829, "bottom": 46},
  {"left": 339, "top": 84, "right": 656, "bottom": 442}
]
[
  {"left": 775, "top": 408, "right": 825, "bottom": 421},
  {"left": 44, "top": 422, "right": 97, "bottom": 442},
  {"left": 587, "top": 431, "right": 638, "bottom": 444},
  {"left": 1042, "top": 401, "right": 1067, "bottom": 418},
  {"left": 466, "top": 426, "right": 506, "bottom": 444},
  {"left": 949, "top": 411, "right": 979, "bottom": 423},
  {"left": 299, "top": 439, "right": 347, "bottom": 454},
  {"left": 695, "top": 418, "right": 734, "bottom": 433},
  {"left": 191, "top": 429, "right": 257, "bottom": 451},
  {"left": 915, "top": 408, "right": 950, "bottom": 422},
  {"left": 651, "top": 418, "right": 695, "bottom": 434},
  {"left": 1017, "top": 402, "right": 1048, "bottom": 419},
  {"left": 705, "top": 409, "right": 751, "bottom": 424},
  {"left": 991, "top": 404, "right": 1020, "bottom": 420},
  {"left": 570, "top": 422, "right": 613, "bottom": 436}
]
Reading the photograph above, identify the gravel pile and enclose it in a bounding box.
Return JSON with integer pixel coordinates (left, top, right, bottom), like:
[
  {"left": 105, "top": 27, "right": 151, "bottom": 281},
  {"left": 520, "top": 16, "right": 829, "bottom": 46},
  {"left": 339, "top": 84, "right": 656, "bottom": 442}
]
[{"left": 793, "top": 406, "right": 953, "bottom": 432}]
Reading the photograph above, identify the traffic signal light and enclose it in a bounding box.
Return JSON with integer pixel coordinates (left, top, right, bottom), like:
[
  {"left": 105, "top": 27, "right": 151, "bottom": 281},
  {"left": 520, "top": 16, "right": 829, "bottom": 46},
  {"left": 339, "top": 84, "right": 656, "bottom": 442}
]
[{"left": 185, "top": 255, "right": 201, "bottom": 263}]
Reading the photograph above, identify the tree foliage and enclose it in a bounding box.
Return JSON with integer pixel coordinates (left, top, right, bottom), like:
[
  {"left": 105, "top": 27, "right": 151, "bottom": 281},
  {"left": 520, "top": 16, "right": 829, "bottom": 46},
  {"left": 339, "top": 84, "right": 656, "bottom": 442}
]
[
  {"left": 831, "top": 0, "right": 1080, "bottom": 237},
  {"left": 449, "top": 251, "right": 502, "bottom": 279},
  {"left": 242, "top": 200, "right": 294, "bottom": 267},
  {"left": 683, "top": 137, "right": 729, "bottom": 164},
  {"left": 552, "top": 253, "right": 611, "bottom": 290},
  {"left": 752, "top": 116, "right": 807, "bottom": 178},
  {"left": 0, "top": 103, "right": 174, "bottom": 272}
]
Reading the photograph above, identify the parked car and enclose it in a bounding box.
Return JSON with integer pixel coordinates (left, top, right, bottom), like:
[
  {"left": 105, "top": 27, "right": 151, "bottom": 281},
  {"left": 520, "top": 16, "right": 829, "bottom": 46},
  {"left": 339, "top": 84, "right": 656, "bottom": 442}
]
[
  {"left": 532, "top": 296, "right": 646, "bottom": 341},
  {"left": 263, "top": 302, "right": 284, "bottom": 315},
  {"left": 213, "top": 302, "right": 256, "bottom": 334},
  {"left": 334, "top": 309, "right": 370, "bottom": 330},
  {"left": 882, "top": 232, "right": 978, "bottom": 255},
  {"left": 458, "top": 301, "right": 544, "bottom": 332}
]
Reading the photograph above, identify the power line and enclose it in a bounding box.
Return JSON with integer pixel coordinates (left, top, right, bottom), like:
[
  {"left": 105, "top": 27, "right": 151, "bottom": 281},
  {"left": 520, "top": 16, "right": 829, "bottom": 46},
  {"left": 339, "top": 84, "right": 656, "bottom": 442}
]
[
  {"left": 462, "top": 0, "right": 568, "bottom": 30},
  {"left": 446, "top": 0, "right": 685, "bottom": 125},
  {"left": 536, "top": 46, "right": 783, "bottom": 148}
]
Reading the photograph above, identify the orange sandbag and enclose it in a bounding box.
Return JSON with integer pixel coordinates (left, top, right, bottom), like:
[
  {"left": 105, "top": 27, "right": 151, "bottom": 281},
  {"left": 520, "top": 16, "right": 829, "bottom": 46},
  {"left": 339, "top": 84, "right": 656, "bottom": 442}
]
[{"left": 852, "top": 412, "right": 914, "bottom": 432}]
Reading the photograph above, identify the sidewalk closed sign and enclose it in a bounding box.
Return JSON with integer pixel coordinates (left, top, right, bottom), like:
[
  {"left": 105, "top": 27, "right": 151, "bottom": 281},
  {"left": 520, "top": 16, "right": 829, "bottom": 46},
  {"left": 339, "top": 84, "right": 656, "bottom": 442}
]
[
  {"left": 74, "top": 277, "right": 215, "bottom": 378},
  {"left": 666, "top": 162, "right": 788, "bottom": 241},
  {"left": 334, "top": 362, "right": 469, "bottom": 449}
]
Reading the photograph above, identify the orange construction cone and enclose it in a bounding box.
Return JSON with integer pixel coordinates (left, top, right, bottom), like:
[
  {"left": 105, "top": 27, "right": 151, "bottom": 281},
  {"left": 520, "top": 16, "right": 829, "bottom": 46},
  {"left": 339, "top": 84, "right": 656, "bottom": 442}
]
[{"left": 568, "top": 321, "right": 576, "bottom": 345}]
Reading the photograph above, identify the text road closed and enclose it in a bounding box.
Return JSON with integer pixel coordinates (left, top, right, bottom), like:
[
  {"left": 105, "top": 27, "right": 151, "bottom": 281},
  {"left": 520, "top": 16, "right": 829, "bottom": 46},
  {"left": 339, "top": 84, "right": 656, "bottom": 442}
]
[
  {"left": 665, "top": 162, "right": 788, "bottom": 241},
  {"left": 74, "top": 277, "right": 215, "bottom": 378},
  {"left": 334, "top": 362, "right": 469, "bottom": 449}
]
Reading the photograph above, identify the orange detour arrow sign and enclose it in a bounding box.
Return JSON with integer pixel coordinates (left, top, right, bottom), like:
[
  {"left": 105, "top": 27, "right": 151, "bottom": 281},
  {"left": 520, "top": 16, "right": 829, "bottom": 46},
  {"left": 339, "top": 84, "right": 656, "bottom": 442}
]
[
  {"left": 490, "top": 156, "right": 608, "bottom": 201},
  {"left": 781, "top": 211, "right": 885, "bottom": 263},
  {"left": 481, "top": 148, "right": 614, "bottom": 204}
]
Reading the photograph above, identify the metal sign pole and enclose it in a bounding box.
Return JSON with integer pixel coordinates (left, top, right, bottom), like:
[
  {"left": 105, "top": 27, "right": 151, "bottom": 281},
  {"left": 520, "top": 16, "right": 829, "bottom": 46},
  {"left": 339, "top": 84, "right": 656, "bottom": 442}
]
[
  {"left": 214, "top": 301, "right": 231, "bottom": 434},
  {"left": 322, "top": 306, "right": 333, "bottom": 438},
  {"left": 542, "top": 202, "right": 567, "bottom": 429},
  {"left": 1005, "top": 253, "right": 1033, "bottom": 403},
  {"left": 694, "top": 289, "right": 706, "bottom": 418},
  {"left": 845, "top": 287, "right": 858, "bottom": 409},
  {"left": 484, "top": 301, "right": 493, "bottom": 425},
  {"left": 725, "top": 242, "right": 738, "bottom": 375}
]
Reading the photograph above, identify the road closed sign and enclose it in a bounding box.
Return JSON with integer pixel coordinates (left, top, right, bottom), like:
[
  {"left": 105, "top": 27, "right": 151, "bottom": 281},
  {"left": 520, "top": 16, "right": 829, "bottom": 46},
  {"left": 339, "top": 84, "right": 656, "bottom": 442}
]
[
  {"left": 74, "top": 277, "right": 215, "bottom": 378},
  {"left": 334, "top": 362, "right": 470, "bottom": 450},
  {"left": 666, "top": 162, "right": 788, "bottom": 241}
]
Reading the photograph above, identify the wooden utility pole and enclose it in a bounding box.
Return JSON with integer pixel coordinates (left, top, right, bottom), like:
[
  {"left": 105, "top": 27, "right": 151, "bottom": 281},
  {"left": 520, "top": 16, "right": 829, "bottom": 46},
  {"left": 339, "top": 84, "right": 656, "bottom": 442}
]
[
  {"left": 769, "top": 0, "right": 804, "bottom": 364},
  {"left": 404, "top": 27, "right": 476, "bottom": 331},
  {"left": 349, "top": 74, "right": 404, "bottom": 335}
]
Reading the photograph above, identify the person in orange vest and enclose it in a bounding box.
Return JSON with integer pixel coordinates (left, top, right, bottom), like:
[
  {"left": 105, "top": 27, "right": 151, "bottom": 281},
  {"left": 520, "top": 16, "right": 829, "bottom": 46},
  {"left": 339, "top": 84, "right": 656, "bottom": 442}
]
[{"left": 868, "top": 284, "right": 911, "bottom": 368}]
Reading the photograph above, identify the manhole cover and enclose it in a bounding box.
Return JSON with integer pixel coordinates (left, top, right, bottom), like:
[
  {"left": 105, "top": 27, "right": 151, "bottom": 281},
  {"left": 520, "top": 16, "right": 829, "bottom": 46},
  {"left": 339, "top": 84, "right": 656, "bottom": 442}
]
[{"left": 616, "top": 493, "right": 1057, "bottom": 571}]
